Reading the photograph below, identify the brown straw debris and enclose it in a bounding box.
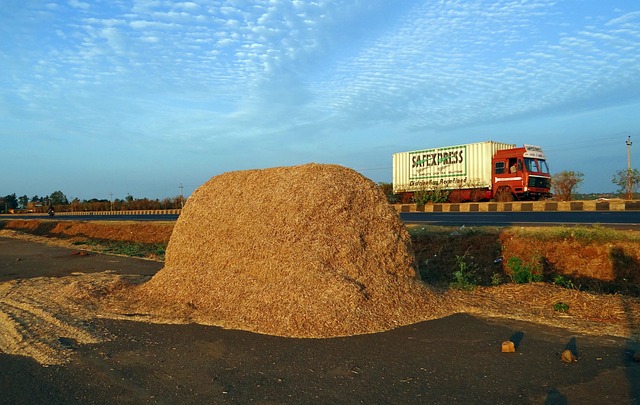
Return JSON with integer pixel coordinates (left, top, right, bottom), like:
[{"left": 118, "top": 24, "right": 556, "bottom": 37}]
[{"left": 117, "top": 163, "right": 441, "bottom": 337}]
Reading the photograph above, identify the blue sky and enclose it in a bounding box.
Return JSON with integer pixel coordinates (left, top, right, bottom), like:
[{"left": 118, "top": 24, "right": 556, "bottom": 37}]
[{"left": 2, "top": 0, "right": 639, "bottom": 200}]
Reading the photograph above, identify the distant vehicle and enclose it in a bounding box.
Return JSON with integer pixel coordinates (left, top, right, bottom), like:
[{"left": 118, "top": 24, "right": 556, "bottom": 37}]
[
  {"left": 392, "top": 140, "right": 552, "bottom": 202},
  {"left": 48, "top": 207, "right": 55, "bottom": 217}
]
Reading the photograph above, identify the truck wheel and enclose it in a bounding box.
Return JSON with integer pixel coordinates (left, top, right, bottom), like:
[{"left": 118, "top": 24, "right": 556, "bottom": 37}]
[{"left": 495, "top": 188, "right": 514, "bottom": 202}]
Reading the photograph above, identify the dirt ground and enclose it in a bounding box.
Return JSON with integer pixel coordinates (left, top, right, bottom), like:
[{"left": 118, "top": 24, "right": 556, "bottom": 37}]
[
  {"left": 0, "top": 220, "right": 640, "bottom": 403},
  {"left": 4, "top": 219, "right": 640, "bottom": 291},
  {"left": 0, "top": 236, "right": 639, "bottom": 404}
]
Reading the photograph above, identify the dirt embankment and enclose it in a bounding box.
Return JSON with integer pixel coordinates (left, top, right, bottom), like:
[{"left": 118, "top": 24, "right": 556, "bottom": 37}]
[
  {"left": 2, "top": 218, "right": 640, "bottom": 365},
  {"left": 2, "top": 219, "right": 640, "bottom": 296},
  {"left": 411, "top": 226, "right": 640, "bottom": 296},
  {"left": 0, "top": 219, "right": 173, "bottom": 244}
]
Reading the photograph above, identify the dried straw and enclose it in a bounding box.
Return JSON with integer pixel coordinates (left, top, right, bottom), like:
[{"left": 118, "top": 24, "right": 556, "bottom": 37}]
[
  {"left": 449, "top": 283, "right": 640, "bottom": 338},
  {"left": 122, "top": 164, "right": 442, "bottom": 337}
]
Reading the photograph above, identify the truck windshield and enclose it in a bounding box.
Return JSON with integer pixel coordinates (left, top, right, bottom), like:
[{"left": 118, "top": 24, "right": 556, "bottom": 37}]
[
  {"left": 524, "top": 158, "right": 550, "bottom": 173},
  {"left": 524, "top": 158, "right": 537, "bottom": 172},
  {"left": 538, "top": 160, "right": 549, "bottom": 173}
]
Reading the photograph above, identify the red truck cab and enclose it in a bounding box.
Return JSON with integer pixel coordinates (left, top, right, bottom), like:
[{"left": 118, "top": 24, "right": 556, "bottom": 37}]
[{"left": 492, "top": 145, "right": 551, "bottom": 201}]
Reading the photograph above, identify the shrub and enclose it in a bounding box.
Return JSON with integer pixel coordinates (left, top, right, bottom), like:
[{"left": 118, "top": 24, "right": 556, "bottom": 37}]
[
  {"left": 553, "top": 275, "right": 575, "bottom": 289},
  {"left": 553, "top": 302, "right": 569, "bottom": 312},
  {"left": 450, "top": 254, "right": 478, "bottom": 291},
  {"left": 413, "top": 184, "right": 449, "bottom": 205},
  {"left": 506, "top": 257, "right": 542, "bottom": 284},
  {"left": 491, "top": 272, "right": 505, "bottom": 286},
  {"left": 79, "top": 239, "right": 166, "bottom": 259}
]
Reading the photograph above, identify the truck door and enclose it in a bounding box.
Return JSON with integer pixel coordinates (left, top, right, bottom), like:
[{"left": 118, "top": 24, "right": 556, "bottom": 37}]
[{"left": 513, "top": 159, "right": 525, "bottom": 194}]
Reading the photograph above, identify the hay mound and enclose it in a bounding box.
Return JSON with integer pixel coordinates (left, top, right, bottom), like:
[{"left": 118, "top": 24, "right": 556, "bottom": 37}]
[{"left": 130, "top": 163, "right": 438, "bottom": 337}]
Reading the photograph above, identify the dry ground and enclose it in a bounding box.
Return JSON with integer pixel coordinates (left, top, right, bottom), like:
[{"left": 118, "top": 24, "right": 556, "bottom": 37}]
[{"left": 0, "top": 219, "right": 639, "bottom": 365}]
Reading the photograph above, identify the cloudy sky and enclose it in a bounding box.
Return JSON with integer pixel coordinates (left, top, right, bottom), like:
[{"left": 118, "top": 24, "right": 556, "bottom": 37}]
[{"left": 2, "top": 0, "right": 639, "bottom": 200}]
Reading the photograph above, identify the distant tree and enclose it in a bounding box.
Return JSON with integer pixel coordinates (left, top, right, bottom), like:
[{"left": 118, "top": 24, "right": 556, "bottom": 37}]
[
  {"left": 551, "top": 171, "right": 584, "bottom": 201},
  {"left": 71, "top": 198, "right": 81, "bottom": 212},
  {"left": 378, "top": 182, "right": 399, "bottom": 203},
  {"left": 2, "top": 194, "right": 18, "bottom": 210},
  {"left": 170, "top": 195, "right": 184, "bottom": 209},
  {"left": 612, "top": 168, "right": 640, "bottom": 199},
  {"left": 49, "top": 190, "right": 69, "bottom": 205},
  {"left": 18, "top": 195, "right": 29, "bottom": 209},
  {"left": 84, "top": 198, "right": 109, "bottom": 211},
  {"left": 112, "top": 198, "right": 124, "bottom": 211},
  {"left": 160, "top": 197, "right": 172, "bottom": 209}
]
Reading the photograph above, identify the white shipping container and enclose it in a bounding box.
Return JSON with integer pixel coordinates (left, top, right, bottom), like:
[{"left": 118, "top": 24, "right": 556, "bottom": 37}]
[{"left": 392, "top": 141, "right": 516, "bottom": 193}]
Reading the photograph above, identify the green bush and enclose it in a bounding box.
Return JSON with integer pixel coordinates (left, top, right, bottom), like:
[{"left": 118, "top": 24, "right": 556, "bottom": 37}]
[
  {"left": 77, "top": 239, "right": 166, "bottom": 259},
  {"left": 553, "top": 275, "right": 575, "bottom": 289},
  {"left": 506, "top": 257, "right": 542, "bottom": 284},
  {"left": 491, "top": 272, "right": 505, "bottom": 286},
  {"left": 413, "top": 184, "right": 449, "bottom": 205},
  {"left": 450, "top": 254, "right": 478, "bottom": 291}
]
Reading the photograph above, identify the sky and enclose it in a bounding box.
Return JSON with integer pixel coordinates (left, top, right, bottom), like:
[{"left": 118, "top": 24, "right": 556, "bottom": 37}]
[{"left": 1, "top": 0, "right": 639, "bottom": 201}]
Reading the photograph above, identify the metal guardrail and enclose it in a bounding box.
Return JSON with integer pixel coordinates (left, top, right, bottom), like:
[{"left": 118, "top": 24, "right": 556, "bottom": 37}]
[
  {"left": 392, "top": 200, "right": 640, "bottom": 213},
  {"left": 0, "top": 209, "right": 182, "bottom": 217},
  {"left": 3, "top": 202, "right": 640, "bottom": 217}
]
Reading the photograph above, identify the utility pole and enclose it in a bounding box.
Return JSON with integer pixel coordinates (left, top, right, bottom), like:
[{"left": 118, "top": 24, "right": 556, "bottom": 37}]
[
  {"left": 627, "top": 136, "right": 633, "bottom": 200},
  {"left": 179, "top": 183, "right": 184, "bottom": 209},
  {"left": 109, "top": 192, "right": 113, "bottom": 211}
]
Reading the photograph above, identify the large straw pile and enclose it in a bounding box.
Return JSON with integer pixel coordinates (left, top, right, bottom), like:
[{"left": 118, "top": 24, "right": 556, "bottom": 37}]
[{"left": 128, "top": 163, "right": 440, "bottom": 337}]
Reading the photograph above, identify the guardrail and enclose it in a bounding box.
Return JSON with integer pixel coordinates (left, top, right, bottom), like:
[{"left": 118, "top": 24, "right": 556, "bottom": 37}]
[
  {"left": 392, "top": 200, "right": 640, "bottom": 213},
  {"left": 3, "top": 202, "right": 640, "bottom": 217},
  {"left": 0, "top": 209, "right": 182, "bottom": 217}
]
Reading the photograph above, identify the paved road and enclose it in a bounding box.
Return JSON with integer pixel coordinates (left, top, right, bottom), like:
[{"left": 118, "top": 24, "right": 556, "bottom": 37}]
[
  {"left": 2, "top": 214, "right": 180, "bottom": 222},
  {"left": 5, "top": 210, "right": 640, "bottom": 228},
  {"left": 400, "top": 211, "right": 640, "bottom": 227},
  {"left": 1, "top": 237, "right": 639, "bottom": 404}
]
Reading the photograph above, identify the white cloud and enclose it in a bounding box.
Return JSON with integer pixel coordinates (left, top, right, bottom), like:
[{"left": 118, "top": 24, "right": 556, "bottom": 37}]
[
  {"left": 68, "top": 0, "right": 90, "bottom": 10},
  {"left": 606, "top": 10, "right": 640, "bottom": 26},
  {"left": 174, "top": 2, "right": 199, "bottom": 10},
  {"left": 2, "top": 0, "right": 639, "bottom": 197},
  {"left": 129, "top": 20, "right": 179, "bottom": 29}
]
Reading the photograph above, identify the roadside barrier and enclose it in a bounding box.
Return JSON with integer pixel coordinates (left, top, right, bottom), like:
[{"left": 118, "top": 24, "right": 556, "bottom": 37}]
[
  {"left": 3, "top": 202, "right": 640, "bottom": 217},
  {"left": 392, "top": 200, "right": 640, "bottom": 213},
  {"left": 0, "top": 209, "right": 182, "bottom": 217}
]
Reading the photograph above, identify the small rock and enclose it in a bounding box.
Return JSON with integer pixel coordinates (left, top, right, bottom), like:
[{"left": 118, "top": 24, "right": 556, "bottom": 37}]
[
  {"left": 58, "top": 337, "right": 78, "bottom": 350},
  {"left": 561, "top": 349, "right": 577, "bottom": 363},
  {"left": 16, "top": 258, "right": 21, "bottom": 261},
  {"left": 633, "top": 351, "right": 640, "bottom": 362},
  {"left": 501, "top": 341, "right": 516, "bottom": 353}
]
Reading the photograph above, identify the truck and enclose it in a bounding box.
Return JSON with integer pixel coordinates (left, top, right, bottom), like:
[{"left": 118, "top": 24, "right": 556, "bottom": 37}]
[{"left": 392, "top": 141, "right": 552, "bottom": 202}]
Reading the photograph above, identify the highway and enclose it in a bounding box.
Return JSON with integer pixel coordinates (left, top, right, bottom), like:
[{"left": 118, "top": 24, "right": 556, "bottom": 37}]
[
  {"left": 399, "top": 211, "right": 640, "bottom": 228},
  {"left": 3, "top": 210, "right": 640, "bottom": 227},
  {"left": 2, "top": 214, "right": 180, "bottom": 222}
]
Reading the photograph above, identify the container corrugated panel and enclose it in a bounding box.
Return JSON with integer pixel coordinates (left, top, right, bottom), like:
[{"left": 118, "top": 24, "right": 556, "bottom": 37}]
[{"left": 392, "top": 141, "right": 516, "bottom": 193}]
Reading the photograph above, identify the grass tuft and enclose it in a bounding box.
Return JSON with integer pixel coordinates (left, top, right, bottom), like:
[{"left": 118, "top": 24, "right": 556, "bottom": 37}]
[
  {"left": 81, "top": 239, "right": 166, "bottom": 259},
  {"left": 510, "top": 224, "right": 640, "bottom": 244}
]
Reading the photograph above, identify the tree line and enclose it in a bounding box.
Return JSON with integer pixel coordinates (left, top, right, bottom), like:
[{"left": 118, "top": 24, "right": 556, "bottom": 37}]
[
  {"left": 1, "top": 168, "right": 638, "bottom": 213},
  {"left": 550, "top": 168, "right": 640, "bottom": 201},
  {"left": 0, "top": 191, "right": 185, "bottom": 213}
]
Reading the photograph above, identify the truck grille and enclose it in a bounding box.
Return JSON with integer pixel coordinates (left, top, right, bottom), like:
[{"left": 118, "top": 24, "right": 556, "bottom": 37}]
[{"left": 528, "top": 176, "right": 551, "bottom": 189}]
